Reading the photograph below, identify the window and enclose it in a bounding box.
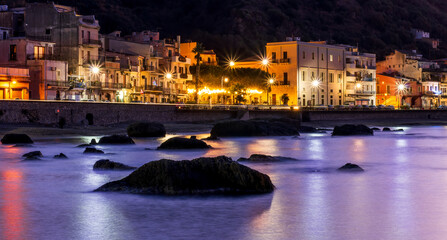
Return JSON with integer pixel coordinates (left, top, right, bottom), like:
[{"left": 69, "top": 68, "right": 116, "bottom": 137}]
[
  {"left": 338, "top": 74, "right": 342, "bottom": 83},
  {"left": 33, "top": 46, "right": 45, "bottom": 59},
  {"left": 321, "top": 53, "right": 324, "bottom": 61},
  {"left": 302, "top": 51, "right": 305, "bottom": 59},
  {"left": 330, "top": 55, "right": 333, "bottom": 62},
  {"left": 330, "top": 89, "right": 333, "bottom": 93},
  {"left": 9, "top": 45, "right": 17, "bottom": 61},
  {"left": 87, "top": 31, "right": 91, "bottom": 40},
  {"left": 302, "top": 71, "right": 305, "bottom": 81},
  {"left": 386, "top": 85, "right": 391, "bottom": 94},
  {"left": 208, "top": 57, "right": 211, "bottom": 63},
  {"left": 56, "top": 70, "right": 61, "bottom": 80},
  {"left": 329, "top": 73, "right": 334, "bottom": 83},
  {"left": 321, "top": 72, "right": 324, "bottom": 82},
  {"left": 338, "top": 55, "right": 341, "bottom": 62},
  {"left": 87, "top": 51, "right": 90, "bottom": 61},
  {"left": 283, "top": 72, "right": 288, "bottom": 85},
  {"left": 46, "top": 28, "right": 51, "bottom": 35},
  {"left": 321, "top": 95, "right": 324, "bottom": 105},
  {"left": 283, "top": 51, "right": 287, "bottom": 59},
  {"left": 311, "top": 72, "right": 315, "bottom": 79},
  {"left": 272, "top": 52, "right": 276, "bottom": 60},
  {"left": 312, "top": 52, "right": 315, "bottom": 60},
  {"left": 377, "top": 86, "right": 380, "bottom": 93}
]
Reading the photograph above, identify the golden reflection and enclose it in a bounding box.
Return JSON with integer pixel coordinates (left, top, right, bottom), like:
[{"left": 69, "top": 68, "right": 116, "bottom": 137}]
[
  {"left": 1, "top": 169, "right": 25, "bottom": 240},
  {"left": 246, "top": 139, "right": 279, "bottom": 156},
  {"left": 2, "top": 146, "right": 20, "bottom": 155},
  {"left": 352, "top": 139, "right": 366, "bottom": 162}
]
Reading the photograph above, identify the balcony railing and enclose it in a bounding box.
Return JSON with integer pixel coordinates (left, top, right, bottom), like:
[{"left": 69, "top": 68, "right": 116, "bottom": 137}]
[
  {"left": 144, "top": 85, "right": 163, "bottom": 91},
  {"left": 180, "top": 73, "right": 188, "bottom": 79},
  {"left": 46, "top": 80, "right": 70, "bottom": 88},
  {"left": 143, "top": 66, "right": 156, "bottom": 71},
  {"left": 82, "top": 39, "right": 101, "bottom": 46},
  {"left": 279, "top": 58, "right": 290, "bottom": 63},
  {"left": 355, "top": 91, "right": 376, "bottom": 95},
  {"left": 278, "top": 81, "right": 290, "bottom": 86}
]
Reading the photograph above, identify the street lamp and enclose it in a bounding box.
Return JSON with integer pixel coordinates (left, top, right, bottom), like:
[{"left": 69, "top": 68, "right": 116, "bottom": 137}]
[
  {"left": 397, "top": 83, "right": 406, "bottom": 109},
  {"left": 311, "top": 79, "right": 321, "bottom": 106},
  {"left": 221, "top": 77, "right": 229, "bottom": 104},
  {"left": 262, "top": 58, "right": 269, "bottom": 67},
  {"left": 267, "top": 78, "right": 275, "bottom": 105},
  {"left": 91, "top": 66, "right": 100, "bottom": 75},
  {"left": 229, "top": 61, "right": 235, "bottom": 67}
]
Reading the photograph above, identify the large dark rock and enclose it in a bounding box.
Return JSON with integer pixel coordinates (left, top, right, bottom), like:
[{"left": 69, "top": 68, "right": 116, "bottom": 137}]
[
  {"left": 22, "top": 151, "right": 43, "bottom": 160},
  {"left": 382, "top": 127, "right": 391, "bottom": 132},
  {"left": 297, "top": 126, "right": 319, "bottom": 133},
  {"left": 84, "top": 147, "right": 104, "bottom": 154},
  {"left": 332, "top": 125, "right": 373, "bottom": 136},
  {"left": 238, "top": 154, "right": 296, "bottom": 162},
  {"left": 1, "top": 134, "right": 33, "bottom": 144},
  {"left": 338, "top": 163, "right": 364, "bottom": 172},
  {"left": 98, "top": 135, "right": 135, "bottom": 144},
  {"left": 127, "top": 122, "right": 166, "bottom": 137},
  {"left": 157, "top": 137, "right": 211, "bottom": 149},
  {"left": 210, "top": 119, "right": 300, "bottom": 137},
  {"left": 93, "top": 159, "right": 136, "bottom": 170},
  {"left": 95, "top": 156, "right": 274, "bottom": 194}
]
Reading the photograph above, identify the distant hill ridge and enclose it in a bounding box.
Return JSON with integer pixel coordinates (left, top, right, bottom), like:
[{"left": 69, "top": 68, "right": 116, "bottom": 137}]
[{"left": 2, "top": 0, "right": 447, "bottom": 60}]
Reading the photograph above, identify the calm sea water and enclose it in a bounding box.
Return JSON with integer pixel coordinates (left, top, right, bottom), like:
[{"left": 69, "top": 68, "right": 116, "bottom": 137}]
[{"left": 1, "top": 126, "right": 447, "bottom": 240}]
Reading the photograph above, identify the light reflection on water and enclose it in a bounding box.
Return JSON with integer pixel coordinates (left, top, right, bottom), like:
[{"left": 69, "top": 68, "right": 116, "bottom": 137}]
[{"left": 3, "top": 127, "right": 447, "bottom": 239}]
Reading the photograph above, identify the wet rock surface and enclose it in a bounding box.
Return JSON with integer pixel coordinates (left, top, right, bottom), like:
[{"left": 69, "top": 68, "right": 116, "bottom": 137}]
[
  {"left": 83, "top": 147, "right": 104, "bottom": 154},
  {"left": 2, "top": 134, "right": 34, "bottom": 144},
  {"left": 127, "top": 122, "right": 166, "bottom": 137},
  {"left": 337, "top": 163, "right": 364, "bottom": 172},
  {"left": 157, "top": 137, "right": 211, "bottom": 149},
  {"left": 98, "top": 135, "right": 135, "bottom": 145},
  {"left": 95, "top": 156, "right": 274, "bottom": 195},
  {"left": 332, "top": 125, "right": 373, "bottom": 136},
  {"left": 210, "top": 119, "right": 300, "bottom": 137},
  {"left": 22, "top": 151, "right": 43, "bottom": 160},
  {"left": 237, "top": 154, "right": 297, "bottom": 162},
  {"left": 54, "top": 153, "right": 68, "bottom": 159},
  {"left": 93, "top": 159, "right": 136, "bottom": 170}
]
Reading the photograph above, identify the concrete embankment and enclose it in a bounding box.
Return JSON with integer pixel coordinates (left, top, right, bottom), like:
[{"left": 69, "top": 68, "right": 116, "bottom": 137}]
[
  {"left": 0, "top": 100, "right": 299, "bottom": 126},
  {"left": 0, "top": 100, "right": 446, "bottom": 127}
]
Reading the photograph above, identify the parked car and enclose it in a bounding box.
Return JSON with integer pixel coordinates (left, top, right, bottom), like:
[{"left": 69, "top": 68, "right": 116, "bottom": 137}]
[
  {"left": 386, "top": 105, "right": 395, "bottom": 110},
  {"left": 369, "top": 105, "right": 378, "bottom": 110},
  {"left": 438, "top": 105, "right": 447, "bottom": 110}
]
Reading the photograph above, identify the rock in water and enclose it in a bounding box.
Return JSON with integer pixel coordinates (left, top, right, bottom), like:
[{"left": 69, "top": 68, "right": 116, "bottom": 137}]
[
  {"left": 84, "top": 147, "right": 104, "bottom": 154},
  {"left": 93, "top": 159, "right": 136, "bottom": 170},
  {"left": 210, "top": 119, "right": 300, "bottom": 137},
  {"left": 338, "top": 163, "right": 364, "bottom": 172},
  {"left": 382, "top": 127, "right": 391, "bottom": 132},
  {"left": 90, "top": 139, "right": 97, "bottom": 145},
  {"left": 98, "top": 135, "right": 135, "bottom": 144},
  {"left": 1, "top": 134, "right": 33, "bottom": 144},
  {"left": 157, "top": 137, "right": 211, "bottom": 149},
  {"left": 237, "top": 154, "right": 296, "bottom": 162},
  {"left": 54, "top": 153, "right": 68, "bottom": 159},
  {"left": 22, "top": 151, "right": 43, "bottom": 160},
  {"left": 332, "top": 125, "right": 373, "bottom": 136},
  {"left": 95, "top": 156, "right": 274, "bottom": 194},
  {"left": 127, "top": 122, "right": 166, "bottom": 137}
]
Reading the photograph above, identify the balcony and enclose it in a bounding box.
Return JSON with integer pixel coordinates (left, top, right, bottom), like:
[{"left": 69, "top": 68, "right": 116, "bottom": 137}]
[
  {"left": 355, "top": 90, "right": 376, "bottom": 95},
  {"left": 143, "top": 66, "right": 156, "bottom": 71},
  {"left": 82, "top": 38, "right": 101, "bottom": 47},
  {"left": 86, "top": 81, "right": 102, "bottom": 88},
  {"left": 278, "top": 80, "right": 290, "bottom": 86},
  {"left": 171, "top": 56, "right": 191, "bottom": 65},
  {"left": 46, "top": 80, "right": 70, "bottom": 88},
  {"left": 27, "top": 54, "right": 67, "bottom": 61},
  {"left": 144, "top": 85, "right": 163, "bottom": 91},
  {"left": 180, "top": 73, "right": 188, "bottom": 79},
  {"left": 279, "top": 58, "right": 290, "bottom": 63}
]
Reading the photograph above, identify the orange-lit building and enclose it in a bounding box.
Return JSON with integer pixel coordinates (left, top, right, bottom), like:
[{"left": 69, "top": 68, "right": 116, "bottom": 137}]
[
  {"left": 376, "top": 74, "right": 422, "bottom": 108},
  {"left": 180, "top": 42, "right": 217, "bottom": 65},
  {"left": 0, "top": 67, "right": 30, "bottom": 99}
]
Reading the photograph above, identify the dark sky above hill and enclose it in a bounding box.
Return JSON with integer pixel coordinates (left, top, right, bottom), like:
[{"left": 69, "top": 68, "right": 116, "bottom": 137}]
[{"left": 4, "top": 0, "right": 447, "bottom": 60}]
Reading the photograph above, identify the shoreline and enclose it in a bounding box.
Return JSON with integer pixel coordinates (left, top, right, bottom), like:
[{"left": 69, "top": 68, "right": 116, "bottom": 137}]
[{"left": 0, "top": 119, "right": 445, "bottom": 138}]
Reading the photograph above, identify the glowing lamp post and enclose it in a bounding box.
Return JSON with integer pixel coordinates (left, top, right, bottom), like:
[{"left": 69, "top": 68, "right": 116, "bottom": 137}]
[
  {"left": 266, "top": 78, "right": 275, "bottom": 105},
  {"left": 311, "top": 79, "right": 321, "bottom": 106},
  {"left": 397, "top": 83, "right": 406, "bottom": 109},
  {"left": 221, "top": 77, "right": 229, "bottom": 104},
  {"left": 229, "top": 61, "right": 235, "bottom": 67}
]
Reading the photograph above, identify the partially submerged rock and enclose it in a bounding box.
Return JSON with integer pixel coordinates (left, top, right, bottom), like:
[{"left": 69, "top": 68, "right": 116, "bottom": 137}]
[
  {"left": 22, "top": 151, "right": 43, "bottom": 160},
  {"left": 84, "top": 147, "right": 104, "bottom": 154},
  {"left": 210, "top": 119, "right": 300, "bottom": 137},
  {"left": 332, "top": 125, "right": 373, "bottom": 136},
  {"left": 90, "top": 139, "right": 97, "bottom": 145},
  {"left": 382, "top": 127, "right": 391, "bottom": 132},
  {"left": 95, "top": 156, "right": 274, "bottom": 195},
  {"left": 54, "top": 153, "right": 68, "bottom": 159},
  {"left": 371, "top": 127, "right": 381, "bottom": 131},
  {"left": 297, "top": 126, "right": 319, "bottom": 133},
  {"left": 93, "top": 159, "right": 136, "bottom": 170},
  {"left": 337, "top": 163, "right": 364, "bottom": 172},
  {"left": 1, "top": 134, "right": 33, "bottom": 144},
  {"left": 127, "top": 122, "right": 166, "bottom": 137},
  {"left": 237, "top": 154, "right": 296, "bottom": 162},
  {"left": 157, "top": 137, "right": 211, "bottom": 149},
  {"left": 98, "top": 135, "right": 135, "bottom": 144}
]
